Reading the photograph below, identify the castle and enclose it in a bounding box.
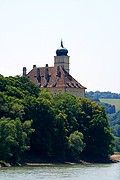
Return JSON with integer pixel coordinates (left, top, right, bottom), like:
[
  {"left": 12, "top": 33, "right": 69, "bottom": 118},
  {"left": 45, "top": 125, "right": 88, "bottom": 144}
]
[{"left": 23, "top": 41, "right": 86, "bottom": 97}]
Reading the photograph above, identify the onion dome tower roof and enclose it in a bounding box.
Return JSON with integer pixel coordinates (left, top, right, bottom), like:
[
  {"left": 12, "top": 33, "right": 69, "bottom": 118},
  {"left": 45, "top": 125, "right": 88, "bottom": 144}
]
[{"left": 56, "top": 40, "right": 68, "bottom": 56}]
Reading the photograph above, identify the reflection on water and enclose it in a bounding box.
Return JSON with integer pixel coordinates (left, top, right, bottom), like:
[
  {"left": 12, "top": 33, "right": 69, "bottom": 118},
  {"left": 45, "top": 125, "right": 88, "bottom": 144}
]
[{"left": 0, "top": 163, "right": 120, "bottom": 180}]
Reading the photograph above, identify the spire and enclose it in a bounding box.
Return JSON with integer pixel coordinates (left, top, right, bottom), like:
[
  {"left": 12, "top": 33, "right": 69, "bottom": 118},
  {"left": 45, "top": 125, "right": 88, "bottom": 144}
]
[
  {"left": 61, "top": 39, "right": 64, "bottom": 48},
  {"left": 56, "top": 40, "right": 68, "bottom": 56}
]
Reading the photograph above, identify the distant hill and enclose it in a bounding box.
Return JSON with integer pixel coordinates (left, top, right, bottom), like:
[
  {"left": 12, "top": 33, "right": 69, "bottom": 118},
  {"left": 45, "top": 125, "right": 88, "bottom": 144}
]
[
  {"left": 85, "top": 91, "right": 120, "bottom": 99},
  {"left": 99, "top": 98, "right": 120, "bottom": 112},
  {"left": 85, "top": 91, "right": 120, "bottom": 114}
]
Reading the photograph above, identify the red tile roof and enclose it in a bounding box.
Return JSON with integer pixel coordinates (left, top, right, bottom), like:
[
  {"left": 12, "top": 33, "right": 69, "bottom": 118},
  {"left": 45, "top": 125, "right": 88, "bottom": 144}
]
[{"left": 27, "top": 65, "right": 86, "bottom": 89}]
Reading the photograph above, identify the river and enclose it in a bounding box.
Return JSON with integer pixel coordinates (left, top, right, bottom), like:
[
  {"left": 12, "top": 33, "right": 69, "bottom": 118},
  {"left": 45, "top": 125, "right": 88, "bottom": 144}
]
[{"left": 0, "top": 163, "right": 120, "bottom": 180}]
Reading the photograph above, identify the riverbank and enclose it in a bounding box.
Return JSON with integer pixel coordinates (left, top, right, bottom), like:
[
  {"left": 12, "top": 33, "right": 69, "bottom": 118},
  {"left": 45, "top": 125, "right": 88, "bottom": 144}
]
[
  {"left": 1, "top": 153, "right": 120, "bottom": 167},
  {"left": 110, "top": 153, "right": 120, "bottom": 162}
]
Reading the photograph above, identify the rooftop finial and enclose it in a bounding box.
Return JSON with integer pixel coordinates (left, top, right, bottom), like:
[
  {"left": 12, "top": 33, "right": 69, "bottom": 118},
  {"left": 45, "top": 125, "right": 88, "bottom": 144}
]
[
  {"left": 56, "top": 39, "right": 68, "bottom": 56},
  {"left": 61, "top": 39, "right": 64, "bottom": 48}
]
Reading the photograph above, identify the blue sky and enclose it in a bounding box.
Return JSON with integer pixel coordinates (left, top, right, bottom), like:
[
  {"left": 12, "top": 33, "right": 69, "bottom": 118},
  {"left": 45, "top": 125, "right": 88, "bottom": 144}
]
[{"left": 0, "top": 0, "right": 120, "bottom": 93}]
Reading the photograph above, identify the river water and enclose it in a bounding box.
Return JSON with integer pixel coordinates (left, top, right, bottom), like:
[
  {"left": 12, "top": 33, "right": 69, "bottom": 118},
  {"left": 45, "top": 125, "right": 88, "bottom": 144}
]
[{"left": 0, "top": 163, "right": 120, "bottom": 180}]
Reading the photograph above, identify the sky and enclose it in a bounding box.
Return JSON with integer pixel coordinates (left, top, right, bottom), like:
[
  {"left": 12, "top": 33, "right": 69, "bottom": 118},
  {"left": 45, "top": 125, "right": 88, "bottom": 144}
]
[{"left": 0, "top": 0, "right": 120, "bottom": 93}]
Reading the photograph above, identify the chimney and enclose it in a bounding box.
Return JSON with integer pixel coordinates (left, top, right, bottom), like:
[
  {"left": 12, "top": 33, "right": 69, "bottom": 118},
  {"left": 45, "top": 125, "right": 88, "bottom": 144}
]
[
  {"left": 23, "top": 67, "right": 27, "bottom": 76},
  {"left": 33, "top": 65, "right": 36, "bottom": 68}
]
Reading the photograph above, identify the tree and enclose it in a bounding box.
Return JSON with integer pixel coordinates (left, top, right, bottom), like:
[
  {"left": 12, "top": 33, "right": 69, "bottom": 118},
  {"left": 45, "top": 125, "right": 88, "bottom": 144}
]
[
  {"left": 54, "top": 93, "right": 80, "bottom": 135},
  {"left": 53, "top": 112, "right": 68, "bottom": 160},
  {"left": 29, "top": 93, "right": 55, "bottom": 158},
  {"left": 114, "top": 137, "right": 120, "bottom": 152},
  {"left": 0, "top": 117, "right": 33, "bottom": 162},
  {"left": 88, "top": 115, "right": 114, "bottom": 158},
  {"left": 0, "top": 74, "right": 7, "bottom": 92},
  {"left": 77, "top": 98, "right": 114, "bottom": 158},
  {"left": 68, "top": 131, "right": 85, "bottom": 160}
]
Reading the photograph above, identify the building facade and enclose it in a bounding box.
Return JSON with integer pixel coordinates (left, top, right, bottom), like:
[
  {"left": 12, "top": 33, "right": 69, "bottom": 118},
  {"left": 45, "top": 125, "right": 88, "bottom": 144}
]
[{"left": 23, "top": 41, "right": 86, "bottom": 97}]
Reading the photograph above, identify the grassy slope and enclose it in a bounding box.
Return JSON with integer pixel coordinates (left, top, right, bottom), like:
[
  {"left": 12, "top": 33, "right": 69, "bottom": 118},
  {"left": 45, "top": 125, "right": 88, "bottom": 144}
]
[{"left": 99, "top": 98, "right": 120, "bottom": 112}]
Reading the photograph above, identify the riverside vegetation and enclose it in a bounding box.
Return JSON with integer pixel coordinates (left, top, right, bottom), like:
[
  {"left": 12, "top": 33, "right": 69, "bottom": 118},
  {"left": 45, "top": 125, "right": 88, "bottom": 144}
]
[
  {"left": 86, "top": 91, "right": 120, "bottom": 152},
  {"left": 0, "top": 75, "right": 115, "bottom": 164}
]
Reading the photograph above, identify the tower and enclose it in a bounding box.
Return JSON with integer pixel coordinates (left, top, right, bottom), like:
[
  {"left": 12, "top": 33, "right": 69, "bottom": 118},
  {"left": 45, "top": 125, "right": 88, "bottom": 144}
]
[
  {"left": 54, "top": 40, "right": 70, "bottom": 73},
  {"left": 23, "top": 40, "right": 86, "bottom": 97}
]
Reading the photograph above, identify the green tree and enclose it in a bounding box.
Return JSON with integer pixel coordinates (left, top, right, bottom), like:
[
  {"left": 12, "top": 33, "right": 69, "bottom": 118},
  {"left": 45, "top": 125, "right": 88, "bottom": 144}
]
[
  {"left": 0, "top": 117, "right": 33, "bottom": 162},
  {"left": 29, "top": 94, "right": 55, "bottom": 158},
  {"left": 68, "top": 130, "right": 85, "bottom": 160},
  {"left": 0, "top": 74, "right": 7, "bottom": 92},
  {"left": 88, "top": 115, "right": 114, "bottom": 158},
  {"left": 114, "top": 137, "right": 120, "bottom": 152},
  {"left": 53, "top": 112, "right": 68, "bottom": 160},
  {"left": 9, "top": 103, "right": 25, "bottom": 120},
  {"left": 77, "top": 98, "right": 114, "bottom": 158},
  {"left": 54, "top": 93, "right": 80, "bottom": 135}
]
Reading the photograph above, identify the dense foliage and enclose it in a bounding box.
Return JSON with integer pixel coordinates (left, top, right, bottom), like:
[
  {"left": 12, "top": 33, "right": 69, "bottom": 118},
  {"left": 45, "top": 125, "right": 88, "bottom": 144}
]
[
  {"left": 109, "top": 111, "right": 120, "bottom": 137},
  {"left": 108, "top": 111, "right": 120, "bottom": 152},
  {"left": 0, "top": 74, "right": 114, "bottom": 162},
  {"left": 86, "top": 90, "right": 120, "bottom": 152}
]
